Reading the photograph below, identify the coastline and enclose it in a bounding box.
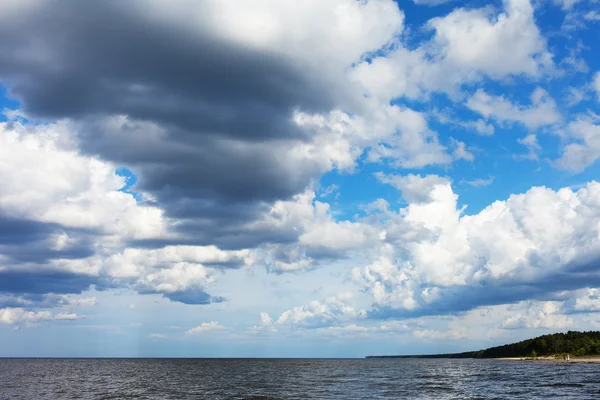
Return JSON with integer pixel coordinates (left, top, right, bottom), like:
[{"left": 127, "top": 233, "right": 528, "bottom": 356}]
[{"left": 493, "top": 357, "right": 600, "bottom": 364}]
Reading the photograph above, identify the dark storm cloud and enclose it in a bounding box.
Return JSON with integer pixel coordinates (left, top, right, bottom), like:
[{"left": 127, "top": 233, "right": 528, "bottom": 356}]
[
  {"left": 0, "top": 293, "right": 81, "bottom": 309},
  {"left": 0, "top": 215, "right": 58, "bottom": 245},
  {"left": 0, "top": 270, "right": 100, "bottom": 296},
  {"left": 0, "top": 216, "right": 96, "bottom": 263},
  {"left": 0, "top": 0, "right": 345, "bottom": 250},
  {"left": 0, "top": 1, "right": 334, "bottom": 134}
]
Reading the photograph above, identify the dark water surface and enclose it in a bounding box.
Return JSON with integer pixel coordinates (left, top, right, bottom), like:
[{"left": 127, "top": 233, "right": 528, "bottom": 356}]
[{"left": 1, "top": 358, "right": 599, "bottom": 399}]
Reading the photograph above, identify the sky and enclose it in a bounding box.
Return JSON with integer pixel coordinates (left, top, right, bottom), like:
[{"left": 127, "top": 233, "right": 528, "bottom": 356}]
[{"left": 0, "top": 0, "right": 600, "bottom": 357}]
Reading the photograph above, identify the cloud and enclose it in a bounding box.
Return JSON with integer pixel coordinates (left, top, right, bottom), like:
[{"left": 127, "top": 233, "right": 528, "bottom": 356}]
[
  {"left": 319, "top": 184, "right": 340, "bottom": 199},
  {"left": 555, "top": 115, "right": 600, "bottom": 172},
  {"left": 572, "top": 288, "right": 600, "bottom": 312},
  {"left": 265, "top": 293, "right": 365, "bottom": 330},
  {"left": 586, "top": 11, "right": 600, "bottom": 21},
  {"left": 462, "top": 177, "right": 495, "bottom": 188},
  {"left": 428, "top": 0, "right": 552, "bottom": 78},
  {"left": 565, "top": 87, "right": 587, "bottom": 107},
  {"left": 450, "top": 138, "right": 475, "bottom": 162},
  {"left": 375, "top": 173, "right": 450, "bottom": 203},
  {"left": 594, "top": 72, "right": 600, "bottom": 100},
  {"left": 412, "top": 0, "right": 456, "bottom": 5},
  {"left": 186, "top": 321, "right": 227, "bottom": 335},
  {"left": 251, "top": 189, "right": 380, "bottom": 272},
  {"left": 413, "top": 328, "right": 467, "bottom": 340},
  {"left": 353, "top": 0, "right": 553, "bottom": 101},
  {"left": 353, "top": 180, "right": 600, "bottom": 318},
  {"left": 0, "top": 119, "right": 168, "bottom": 240},
  {"left": 0, "top": 307, "right": 80, "bottom": 326},
  {"left": 554, "top": 0, "right": 582, "bottom": 10},
  {"left": 148, "top": 333, "right": 167, "bottom": 339},
  {"left": 467, "top": 88, "right": 561, "bottom": 129},
  {"left": 0, "top": 293, "right": 96, "bottom": 310},
  {"left": 54, "top": 313, "right": 80, "bottom": 321},
  {"left": 466, "top": 120, "right": 496, "bottom": 136},
  {"left": 0, "top": 0, "right": 597, "bottom": 348},
  {"left": 0, "top": 0, "right": 405, "bottom": 237},
  {"left": 500, "top": 301, "right": 572, "bottom": 329},
  {"left": 0, "top": 2, "right": 474, "bottom": 308}
]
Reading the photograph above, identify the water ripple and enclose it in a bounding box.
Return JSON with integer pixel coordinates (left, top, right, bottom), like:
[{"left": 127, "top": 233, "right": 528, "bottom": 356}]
[{"left": 0, "top": 358, "right": 599, "bottom": 399}]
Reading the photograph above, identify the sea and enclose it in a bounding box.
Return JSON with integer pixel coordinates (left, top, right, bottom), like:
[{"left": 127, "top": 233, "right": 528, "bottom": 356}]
[{"left": 0, "top": 358, "right": 598, "bottom": 399}]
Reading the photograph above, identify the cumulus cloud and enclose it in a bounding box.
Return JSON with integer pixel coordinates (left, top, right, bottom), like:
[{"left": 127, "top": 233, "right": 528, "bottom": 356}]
[
  {"left": 467, "top": 88, "right": 561, "bottom": 129},
  {"left": 0, "top": 1, "right": 411, "bottom": 266},
  {"left": 0, "top": 0, "right": 403, "bottom": 229},
  {"left": 428, "top": 0, "right": 552, "bottom": 78},
  {"left": 353, "top": 0, "right": 552, "bottom": 102},
  {"left": 251, "top": 189, "right": 380, "bottom": 272},
  {"left": 466, "top": 120, "right": 496, "bottom": 136},
  {"left": 0, "top": 0, "right": 598, "bottom": 348},
  {"left": 0, "top": 308, "right": 80, "bottom": 326},
  {"left": 353, "top": 180, "right": 600, "bottom": 318},
  {"left": 263, "top": 293, "right": 366, "bottom": 330},
  {"left": 186, "top": 321, "right": 227, "bottom": 335},
  {"left": 516, "top": 134, "right": 542, "bottom": 160},
  {"left": 572, "top": 288, "right": 600, "bottom": 311},
  {"left": 500, "top": 301, "right": 573, "bottom": 330},
  {"left": 450, "top": 139, "right": 475, "bottom": 162},
  {"left": 555, "top": 115, "right": 600, "bottom": 172},
  {"left": 554, "top": 0, "right": 582, "bottom": 10},
  {"left": 0, "top": 0, "right": 474, "bottom": 311},
  {"left": 375, "top": 173, "right": 450, "bottom": 203}
]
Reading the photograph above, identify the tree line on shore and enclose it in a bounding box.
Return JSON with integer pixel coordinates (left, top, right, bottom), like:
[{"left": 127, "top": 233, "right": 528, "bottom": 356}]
[
  {"left": 468, "top": 331, "right": 600, "bottom": 358},
  {"left": 367, "top": 331, "right": 600, "bottom": 358}
]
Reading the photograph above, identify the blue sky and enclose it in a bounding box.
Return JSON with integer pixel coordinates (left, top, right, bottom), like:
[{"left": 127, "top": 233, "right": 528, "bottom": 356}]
[{"left": 0, "top": 0, "right": 600, "bottom": 357}]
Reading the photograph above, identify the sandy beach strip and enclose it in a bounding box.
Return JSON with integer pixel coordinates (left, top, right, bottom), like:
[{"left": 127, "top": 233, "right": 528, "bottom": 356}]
[{"left": 493, "top": 357, "right": 600, "bottom": 364}]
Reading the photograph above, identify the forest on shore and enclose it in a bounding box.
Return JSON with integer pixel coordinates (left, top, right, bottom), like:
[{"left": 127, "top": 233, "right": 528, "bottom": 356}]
[{"left": 367, "top": 331, "right": 600, "bottom": 359}]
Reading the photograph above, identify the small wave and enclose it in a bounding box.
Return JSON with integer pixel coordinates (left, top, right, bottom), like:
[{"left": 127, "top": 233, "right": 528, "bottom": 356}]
[{"left": 542, "top": 383, "right": 586, "bottom": 388}]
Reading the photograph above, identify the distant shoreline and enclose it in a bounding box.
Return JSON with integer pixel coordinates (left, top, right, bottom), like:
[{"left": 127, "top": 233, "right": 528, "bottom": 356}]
[
  {"left": 366, "top": 331, "right": 600, "bottom": 361},
  {"left": 494, "top": 356, "right": 600, "bottom": 364},
  {"left": 366, "top": 356, "right": 600, "bottom": 364}
]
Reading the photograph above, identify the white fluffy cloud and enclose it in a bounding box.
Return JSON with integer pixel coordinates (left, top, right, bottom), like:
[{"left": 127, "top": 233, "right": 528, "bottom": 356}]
[
  {"left": 253, "top": 189, "right": 380, "bottom": 272},
  {"left": 429, "top": 0, "right": 552, "bottom": 78},
  {"left": 500, "top": 301, "right": 573, "bottom": 329},
  {"left": 572, "top": 288, "right": 600, "bottom": 311},
  {"left": 554, "top": 0, "right": 583, "bottom": 10},
  {"left": 0, "top": 308, "right": 79, "bottom": 326},
  {"left": 1, "top": 0, "right": 599, "bottom": 348},
  {"left": 467, "top": 88, "right": 561, "bottom": 129},
  {"left": 353, "top": 176, "right": 600, "bottom": 315},
  {"left": 375, "top": 173, "right": 450, "bottom": 203},
  {"left": 0, "top": 118, "right": 168, "bottom": 240},
  {"left": 353, "top": 0, "right": 552, "bottom": 102},
  {"left": 186, "top": 321, "right": 227, "bottom": 335},
  {"left": 555, "top": 115, "right": 600, "bottom": 172},
  {"left": 263, "top": 293, "right": 366, "bottom": 329},
  {"left": 294, "top": 105, "right": 453, "bottom": 171}
]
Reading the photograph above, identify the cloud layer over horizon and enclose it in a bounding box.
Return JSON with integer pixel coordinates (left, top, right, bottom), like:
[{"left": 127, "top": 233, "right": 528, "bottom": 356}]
[{"left": 0, "top": 0, "right": 599, "bottom": 356}]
